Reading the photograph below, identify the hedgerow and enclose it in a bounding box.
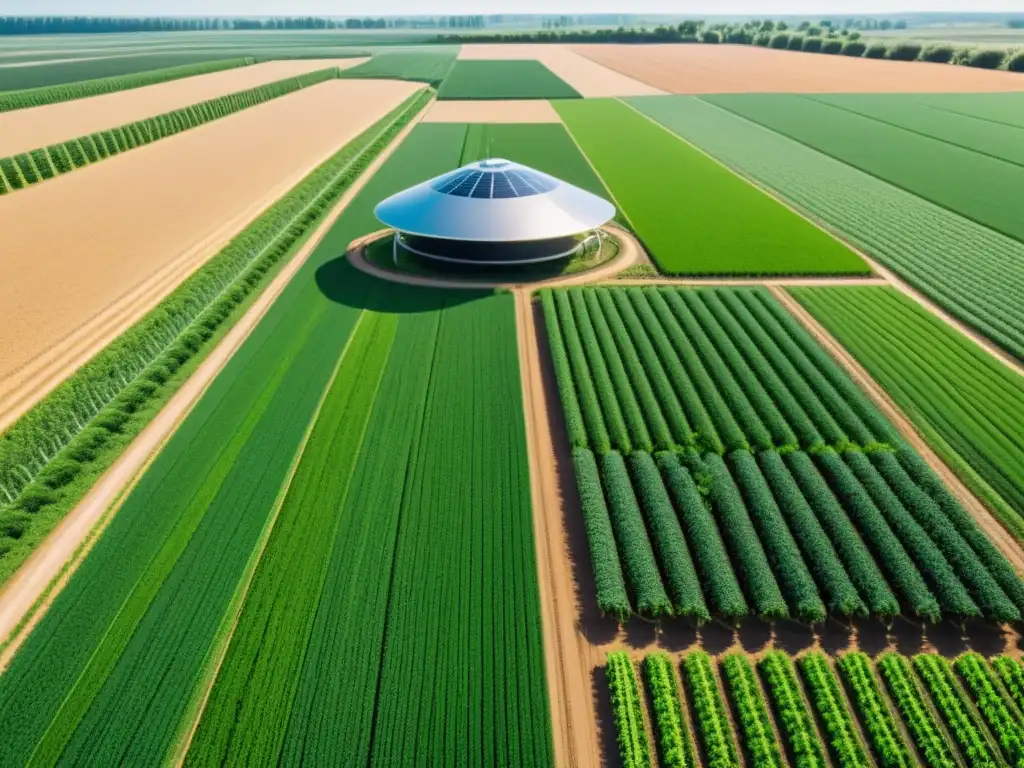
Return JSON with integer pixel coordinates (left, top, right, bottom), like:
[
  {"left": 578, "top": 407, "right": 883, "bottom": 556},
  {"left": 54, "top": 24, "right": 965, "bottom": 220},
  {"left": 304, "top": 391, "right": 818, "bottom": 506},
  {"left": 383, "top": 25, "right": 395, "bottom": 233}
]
[
  {"left": 728, "top": 451, "right": 825, "bottom": 622},
  {"left": 758, "top": 451, "right": 865, "bottom": 617},
  {"left": 607, "top": 652, "right": 652, "bottom": 768},
  {"left": 539, "top": 291, "right": 587, "bottom": 449},
  {"left": 704, "top": 454, "right": 788, "bottom": 620},
  {"left": 571, "top": 289, "right": 638, "bottom": 453},
  {"left": 629, "top": 452, "right": 709, "bottom": 621},
  {"left": 0, "top": 88, "right": 431, "bottom": 581},
  {"left": 0, "top": 58, "right": 254, "bottom": 113},
  {"left": 815, "top": 451, "right": 939, "bottom": 622},
  {"left": 601, "top": 452, "right": 671, "bottom": 616},
  {"left": 657, "top": 453, "right": 748, "bottom": 621},
  {"left": 0, "top": 66, "right": 340, "bottom": 194},
  {"left": 573, "top": 448, "right": 630, "bottom": 619},
  {"left": 551, "top": 290, "right": 611, "bottom": 453}
]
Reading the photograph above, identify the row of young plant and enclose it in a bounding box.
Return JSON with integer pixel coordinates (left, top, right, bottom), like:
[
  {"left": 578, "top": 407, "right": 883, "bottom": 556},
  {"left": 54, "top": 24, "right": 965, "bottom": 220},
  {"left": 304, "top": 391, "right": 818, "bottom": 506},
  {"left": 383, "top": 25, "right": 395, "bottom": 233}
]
[
  {"left": 545, "top": 285, "right": 1024, "bottom": 624},
  {"left": 572, "top": 441, "right": 1023, "bottom": 624},
  {"left": 0, "top": 57, "right": 255, "bottom": 113},
  {"left": 542, "top": 286, "right": 899, "bottom": 459},
  {"left": 609, "top": 650, "right": 1024, "bottom": 768},
  {"left": 0, "top": 88, "right": 431, "bottom": 584},
  {"left": 0, "top": 66, "right": 340, "bottom": 194}
]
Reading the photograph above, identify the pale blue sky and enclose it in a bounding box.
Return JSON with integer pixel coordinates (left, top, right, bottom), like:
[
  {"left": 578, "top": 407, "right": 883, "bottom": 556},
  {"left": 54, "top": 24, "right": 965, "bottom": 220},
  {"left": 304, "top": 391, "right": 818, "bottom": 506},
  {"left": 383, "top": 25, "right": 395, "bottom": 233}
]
[{"left": 2, "top": 1, "right": 1022, "bottom": 14}]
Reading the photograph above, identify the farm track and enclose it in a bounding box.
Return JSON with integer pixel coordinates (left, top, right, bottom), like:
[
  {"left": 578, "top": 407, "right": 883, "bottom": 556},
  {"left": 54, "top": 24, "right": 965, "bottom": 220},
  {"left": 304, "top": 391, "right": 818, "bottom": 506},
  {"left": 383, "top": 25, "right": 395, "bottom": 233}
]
[
  {"left": 0, "top": 99, "right": 432, "bottom": 663},
  {"left": 771, "top": 286, "right": 1024, "bottom": 575},
  {"left": 0, "top": 78, "right": 420, "bottom": 432},
  {"left": 0, "top": 58, "right": 366, "bottom": 158}
]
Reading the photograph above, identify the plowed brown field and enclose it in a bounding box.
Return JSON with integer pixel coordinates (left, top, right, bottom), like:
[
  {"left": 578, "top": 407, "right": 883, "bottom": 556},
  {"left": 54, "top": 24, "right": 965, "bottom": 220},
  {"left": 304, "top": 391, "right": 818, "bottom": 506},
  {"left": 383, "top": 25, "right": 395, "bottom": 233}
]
[
  {"left": 574, "top": 43, "right": 1024, "bottom": 93},
  {"left": 0, "top": 78, "right": 421, "bottom": 431},
  {"left": 0, "top": 58, "right": 367, "bottom": 158}
]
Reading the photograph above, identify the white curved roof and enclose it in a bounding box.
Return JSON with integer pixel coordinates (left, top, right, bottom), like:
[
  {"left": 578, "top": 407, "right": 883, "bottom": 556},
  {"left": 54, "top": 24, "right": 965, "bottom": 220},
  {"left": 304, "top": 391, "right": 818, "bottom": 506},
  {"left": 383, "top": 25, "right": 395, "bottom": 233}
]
[{"left": 374, "top": 158, "right": 615, "bottom": 243}]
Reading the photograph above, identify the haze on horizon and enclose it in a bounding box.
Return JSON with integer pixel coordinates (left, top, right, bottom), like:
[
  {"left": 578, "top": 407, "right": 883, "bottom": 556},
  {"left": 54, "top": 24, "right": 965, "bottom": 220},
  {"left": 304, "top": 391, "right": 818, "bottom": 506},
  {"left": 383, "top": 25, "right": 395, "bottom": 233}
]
[{"left": 5, "top": 0, "right": 1022, "bottom": 15}]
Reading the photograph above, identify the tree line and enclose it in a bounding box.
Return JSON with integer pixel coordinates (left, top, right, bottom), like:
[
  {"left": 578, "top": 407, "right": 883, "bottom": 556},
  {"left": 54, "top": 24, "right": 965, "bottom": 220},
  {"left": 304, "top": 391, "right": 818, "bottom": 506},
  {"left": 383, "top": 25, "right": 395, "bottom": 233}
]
[
  {"left": 0, "top": 15, "right": 486, "bottom": 35},
  {"left": 439, "top": 18, "right": 1024, "bottom": 72}
]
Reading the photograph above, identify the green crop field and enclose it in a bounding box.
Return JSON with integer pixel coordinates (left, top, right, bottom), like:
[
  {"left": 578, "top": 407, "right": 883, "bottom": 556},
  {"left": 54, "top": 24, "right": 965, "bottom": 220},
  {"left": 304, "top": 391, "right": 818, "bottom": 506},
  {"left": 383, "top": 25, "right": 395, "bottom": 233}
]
[
  {"left": 608, "top": 649, "right": 1021, "bottom": 768},
  {"left": 555, "top": 99, "right": 868, "bottom": 276},
  {"left": 628, "top": 95, "right": 1024, "bottom": 362},
  {"left": 543, "top": 285, "right": 1024, "bottom": 624},
  {"left": 705, "top": 93, "right": 1024, "bottom": 246},
  {"left": 437, "top": 60, "right": 581, "bottom": 100},
  {"left": 792, "top": 286, "right": 1024, "bottom": 545},
  {"left": 0, "top": 122, "right": 552, "bottom": 767},
  {"left": 339, "top": 48, "right": 458, "bottom": 86}
]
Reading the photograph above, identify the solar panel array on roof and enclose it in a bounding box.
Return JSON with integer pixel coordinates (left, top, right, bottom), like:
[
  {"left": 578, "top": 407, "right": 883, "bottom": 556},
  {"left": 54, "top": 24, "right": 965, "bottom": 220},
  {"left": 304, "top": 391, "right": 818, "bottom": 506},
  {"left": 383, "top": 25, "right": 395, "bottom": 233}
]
[{"left": 430, "top": 168, "right": 557, "bottom": 199}]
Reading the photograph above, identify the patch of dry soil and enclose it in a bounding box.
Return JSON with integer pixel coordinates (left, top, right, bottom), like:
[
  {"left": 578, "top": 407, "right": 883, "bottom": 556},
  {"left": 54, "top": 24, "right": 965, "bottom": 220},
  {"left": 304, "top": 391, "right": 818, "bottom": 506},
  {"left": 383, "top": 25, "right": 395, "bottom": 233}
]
[
  {"left": 573, "top": 43, "right": 1024, "bottom": 93},
  {"left": 422, "top": 99, "right": 561, "bottom": 123},
  {"left": 0, "top": 78, "right": 421, "bottom": 433},
  {"left": 0, "top": 99, "right": 432, "bottom": 667},
  {"left": 458, "top": 43, "right": 665, "bottom": 97},
  {"left": 0, "top": 58, "right": 368, "bottom": 158}
]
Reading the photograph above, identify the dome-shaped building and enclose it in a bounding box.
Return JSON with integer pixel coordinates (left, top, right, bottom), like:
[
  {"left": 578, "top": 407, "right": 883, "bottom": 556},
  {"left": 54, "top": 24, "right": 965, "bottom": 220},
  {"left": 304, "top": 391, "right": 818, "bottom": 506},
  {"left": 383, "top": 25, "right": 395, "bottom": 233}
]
[{"left": 373, "top": 158, "right": 615, "bottom": 266}]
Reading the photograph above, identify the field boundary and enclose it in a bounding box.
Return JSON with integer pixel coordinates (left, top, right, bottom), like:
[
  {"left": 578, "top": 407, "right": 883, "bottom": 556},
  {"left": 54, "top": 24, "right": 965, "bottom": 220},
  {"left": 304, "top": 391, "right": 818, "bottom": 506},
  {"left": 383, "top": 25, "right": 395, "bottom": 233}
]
[
  {"left": 771, "top": 286, "right": 1024, "bottom": 573},
  {"left": 168, "top": 310, "right": 370, "bottom": 766},
  {"left": 0, "top": 99, "right": 432, "bottom": 665},
  {"left": 629, "top": 96, "right": 1024, "bottom": 378}
]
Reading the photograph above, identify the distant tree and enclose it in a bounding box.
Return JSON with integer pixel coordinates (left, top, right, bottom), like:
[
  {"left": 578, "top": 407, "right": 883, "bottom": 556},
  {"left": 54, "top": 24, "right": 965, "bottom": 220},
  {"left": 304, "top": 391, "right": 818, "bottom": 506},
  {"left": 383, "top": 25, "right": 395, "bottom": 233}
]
[
  {"left": 894, "top": 20, "right": 908, "bottom": 29},
  {"left": 964, "top": 48, "right": 1007, "bottom": 69},
  {"left": 920, "top": 44, "right": 955, "bottom": 63},
  {"left": 702, "top": 29, "right": 721, "bottom": 44},
  {"left": 888, "top": 41, "right": 923, "bottom": 61},
  {"left": 821, "top": 39, "right": 844, "bottom": 54},
  {"left": 798, "top": 21, "right": 810, "bottom": 31},
  {"left": 802, "top": 37, "right": 823, "bottom": 53},
  {"left": 864, "top": 42, "right": 889, "bottom": 58},
  {"left": 769, "top": 32, "right": 790, "bottom": 49},
  {"left": 841, "top": 40, "right": 867, "bottom": 56},
  {"left": 787, "top": 34, "right": 805, "bottom": 50},
  {"left": 754, "top": 32, "right": 771, "bottom": 46}
]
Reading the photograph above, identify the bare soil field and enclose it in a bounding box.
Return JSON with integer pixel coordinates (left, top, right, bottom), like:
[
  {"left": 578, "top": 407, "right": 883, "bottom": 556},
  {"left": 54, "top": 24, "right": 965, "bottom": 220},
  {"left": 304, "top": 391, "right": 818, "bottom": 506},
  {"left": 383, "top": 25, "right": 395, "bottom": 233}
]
[
  {"left": 0, "top": 77, "right": 421, "bottom": 432},
  {"left": 458, "top": 43, "right": 664, "bottom": 97},
  {"left": 422, "top": 98, "right": 561, "bottom": 123},
  {"left": 0, "top": 58, "right": 367, "bottom": 158},
  {"left": 574, "top": 43, "right": 1024, "bottom": 93},
  {"left": 0, "top": 101, "right": 432, "bottom": 666}
]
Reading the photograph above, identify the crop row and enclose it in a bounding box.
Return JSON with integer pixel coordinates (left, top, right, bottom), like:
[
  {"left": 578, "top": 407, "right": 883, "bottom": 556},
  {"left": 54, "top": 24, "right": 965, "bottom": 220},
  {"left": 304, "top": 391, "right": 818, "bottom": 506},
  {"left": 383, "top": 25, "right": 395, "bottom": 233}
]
[
  {"left": 0, "top": 66, "right": 340, "bottom": 195},
  {"left": 0, "top": 89, "right": 431, "bottom": 585},
  {"left": 341, "top": 49, "right": 458, "bottom": 87},
  {"left": 794, "top": 285, "right": 1024, "bottom": 545},
  {"left": 0, "top": 122, "right": 553, "bottom": 765},
  {"left": 555, "top": 98, "right": 868, "bottom": 276},
  {"left": 543, "top": 286, "right": 897, "bottom": 456},
  {"left": 629, "top": 95, "right": 1024, "bottom": 362},
  {"left": 568, "top": 440, "right": 1017, "bottom": 624},
  {"left": 611, "top": 651, "right": 1024, "bottom": 768},
  {"left": 0, "top": 56, "right": 255, "bottom": 112},
  {"left": 545, "top": 286, "right": 1024, "bottom": 624}
]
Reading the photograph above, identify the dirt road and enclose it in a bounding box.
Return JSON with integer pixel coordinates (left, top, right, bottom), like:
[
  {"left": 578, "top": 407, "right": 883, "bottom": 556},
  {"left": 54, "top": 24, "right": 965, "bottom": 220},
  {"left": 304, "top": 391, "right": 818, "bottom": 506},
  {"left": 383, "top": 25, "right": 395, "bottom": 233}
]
[
  {"left": 0, "top": 58, "right": 367, "bottom": 158},
  {"left": 575, "top": 43, "right": 1024, "bottom": 93},
  {"left": 0, "top": 96, "right": 432, "bottom": 665},
  {"left": 0, "top": 78, "right": 421, "bottom": 433},
  {"left": 772, "top": 286, "right": 1024, "bottom": 575}
]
